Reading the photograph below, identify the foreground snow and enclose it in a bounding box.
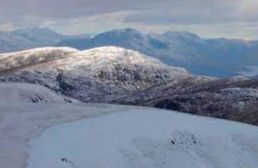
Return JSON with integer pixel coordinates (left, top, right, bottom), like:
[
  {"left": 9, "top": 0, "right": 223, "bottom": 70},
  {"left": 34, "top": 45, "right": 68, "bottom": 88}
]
[
  {"left": 0, "top": 82, "right": 76, "bottom": 103},
  {"left": 26, "top": 109, "right": 258, "bottom": 168},
  {"left": 1, "top": 103, "right": 257, "bottom": 168},
  {"left": 0, "top": 103, "right": 128, "bottom": 168}
]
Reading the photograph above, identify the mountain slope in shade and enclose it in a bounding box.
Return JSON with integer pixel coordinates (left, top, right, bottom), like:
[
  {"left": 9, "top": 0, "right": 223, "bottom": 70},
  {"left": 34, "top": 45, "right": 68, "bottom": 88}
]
[
  {"left": 123, "top": 77, "right": 258, "bottom": 125},
  {"left": 58, "top": 28, "right": 258, "bottom": 77}
]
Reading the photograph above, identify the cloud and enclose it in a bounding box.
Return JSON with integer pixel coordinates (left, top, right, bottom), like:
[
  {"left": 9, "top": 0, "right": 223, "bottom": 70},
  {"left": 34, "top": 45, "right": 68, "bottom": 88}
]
[
  {"left": 0, "top": 0, "right": 159, "bottom": 18},
  {"left": 50, "top": 11, "right": 135, "bottom": 34},
  {"left": 124, "top": 0, "right": 258, "bottom": 24},
  {"left": 0, "top": 0, "right": 257, "bottom": 39}
]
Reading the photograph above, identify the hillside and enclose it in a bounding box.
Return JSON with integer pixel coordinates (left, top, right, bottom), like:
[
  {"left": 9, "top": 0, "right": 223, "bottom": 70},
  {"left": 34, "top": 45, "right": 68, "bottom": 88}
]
[
  {"left": 0, "top": 46, "right": 190, "bottom": 102},
  {"left": 0, "top": 47, "right": 258, "bottom": 125}
]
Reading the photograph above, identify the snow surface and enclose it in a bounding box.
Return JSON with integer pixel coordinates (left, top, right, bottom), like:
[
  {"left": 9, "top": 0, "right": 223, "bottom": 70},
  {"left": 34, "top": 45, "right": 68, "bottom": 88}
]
[
  {"left": 0, "top": 47, "right": 258, "bottom": 168},
  {"left": 238, "top": 65, "right": 258, "bottom": 77},
  {"left": 0, "top": 82, "right": 77, "bottom": 103},
  {"left": 0, "top": 103, "right": 129, "bottom": 168},
  {"left": 1, "top": 102, "right": 258, "bottom": 168},
  {"left": 26, "top": 107, "right": 258, "bottom": 168}
]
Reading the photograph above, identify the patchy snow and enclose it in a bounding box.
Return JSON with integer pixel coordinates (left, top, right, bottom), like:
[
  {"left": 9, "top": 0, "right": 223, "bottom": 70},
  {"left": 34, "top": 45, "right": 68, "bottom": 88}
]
[
  {"left": 0, "top": 82, "right": 77, "bottom": 103},
  {"left": 0, "top": 46, "right": 189, "bottom": 81},
  {"left": 238, "top": 65, "right": 258, "bottom": 77},
  {"left": 221, "top": 87, "right": 258, "bottom": 98},
  {"left": 0, "top": 47, "right": 78, "bottom": 71},
  {"left": 0, "top": 46, "right": 190, "bottom": 102},
  {"left": 26, "top": 107, "right": 258, "bottom": 168}
]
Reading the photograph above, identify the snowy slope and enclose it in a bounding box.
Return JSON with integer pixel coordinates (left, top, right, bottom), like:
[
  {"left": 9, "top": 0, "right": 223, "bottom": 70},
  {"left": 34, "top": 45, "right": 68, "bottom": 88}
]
[
  {"left": 0, "top": 103, "right": 128, "bottom": 168},
  {"left": 0, "top": 46, "right": 190, "bottom": 102},
  {"left": 19, "top": 105, "right": 258, "bottom": 168},
  {"left": 0, "top": 82, "right": 77, "bottom": 103},
  {"left": 1, "top": 103, "right": 258, "bottom": 168},
  {"left": 0, "top": 47, "right": 78, "bottom": 71},
  {"left": 1, "top": 46, "right": 258, "bottom": 126}
]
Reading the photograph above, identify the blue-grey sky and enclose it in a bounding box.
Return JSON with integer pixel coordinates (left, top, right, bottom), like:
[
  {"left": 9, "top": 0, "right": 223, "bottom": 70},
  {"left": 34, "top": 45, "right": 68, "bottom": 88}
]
[{"left": 0, "top": 0, "right": 258, "bottom": 39}]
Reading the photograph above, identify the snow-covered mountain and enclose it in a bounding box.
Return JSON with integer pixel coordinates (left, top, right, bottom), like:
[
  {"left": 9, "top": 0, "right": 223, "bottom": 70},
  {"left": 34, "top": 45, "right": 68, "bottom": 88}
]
[
  {"left": 0, "top": 46, "right": 258, "bottom": 168},
  {"left": 0, "top": 46, "right": 190, "bottom": 102},
  {"left": 1, "top": 103, "right": 258, "bottom": 168},
  {"left": 2, "top": 27, "right": 258, "bottom": 77},
  {"left": 58, "top": 28, "right": 258, "bottom": 77},
  {"left": 1, "top": 46, "right": 258, "bottom": 125}
]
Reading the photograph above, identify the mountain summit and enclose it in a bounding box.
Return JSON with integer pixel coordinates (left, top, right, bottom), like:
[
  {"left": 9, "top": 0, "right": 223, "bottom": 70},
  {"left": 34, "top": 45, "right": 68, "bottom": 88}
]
[{"left": 0, "top": 46, "right": 189, "bottom": 102}]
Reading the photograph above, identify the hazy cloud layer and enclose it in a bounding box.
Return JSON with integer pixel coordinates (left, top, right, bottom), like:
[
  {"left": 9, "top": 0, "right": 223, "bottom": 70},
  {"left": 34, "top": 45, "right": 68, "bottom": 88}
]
[{"left": 0, "top": 0, "right": 257, "bottom": 39}]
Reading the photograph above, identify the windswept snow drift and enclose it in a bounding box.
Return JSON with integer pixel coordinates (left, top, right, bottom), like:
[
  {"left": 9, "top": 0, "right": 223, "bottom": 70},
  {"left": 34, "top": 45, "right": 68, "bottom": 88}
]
[
  {"left": 0, "top": 102, "right": 258, "bottom": 168},
  {"left": 24, "top": 107, "right": 258, "bottom": 168},
  {"left": 28, "top": 109, "right": 258, "bottom": 168},
  {"left": 0, "top": 103, "right": 128, "bottom": 168},
  {"left": 0, "top": 82, "right": 76, "bottom": 103}
]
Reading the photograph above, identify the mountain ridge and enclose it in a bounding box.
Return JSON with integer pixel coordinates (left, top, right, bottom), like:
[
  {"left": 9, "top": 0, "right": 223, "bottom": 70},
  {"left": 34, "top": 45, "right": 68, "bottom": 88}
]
[
  {"left": 0, "top": 46, "right": 190, "bottom": 103},
  {"left": 57, "top": 28, "right": 258, "bottom": 77},
  {"left": 1, "top": 46, "right": 258, "bottom": 125},
  {"left": 1, "top": 27, "right": 258, "bottom": 77}
]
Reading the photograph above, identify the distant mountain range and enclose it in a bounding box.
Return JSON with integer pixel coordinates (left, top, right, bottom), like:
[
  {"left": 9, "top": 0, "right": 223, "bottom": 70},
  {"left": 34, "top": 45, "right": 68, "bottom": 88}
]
[
  {"left": 0, "top": 28, "right": 65, "bottom": 53},
  {"left": 0, "top": 28, "right": 88, "bottom": 53},
  {"left": 58, "top": 28, "right": 258, "bottom": 78},
  {"left": 1, "top": 27, "right": 258, "bottom": 77}
]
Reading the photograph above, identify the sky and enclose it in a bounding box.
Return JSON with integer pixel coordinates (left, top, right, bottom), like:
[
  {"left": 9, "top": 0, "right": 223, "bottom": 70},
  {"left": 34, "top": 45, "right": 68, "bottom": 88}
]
[{"left": 0, "top": 0, "right": 258, "bottom": 39}]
